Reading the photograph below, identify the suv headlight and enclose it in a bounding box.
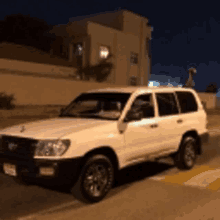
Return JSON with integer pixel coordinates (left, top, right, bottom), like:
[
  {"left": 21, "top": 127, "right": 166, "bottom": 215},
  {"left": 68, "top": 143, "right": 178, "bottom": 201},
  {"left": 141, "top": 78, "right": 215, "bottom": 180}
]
[{"left": 34, "top": 139, "right": 71, "bottom": 156}]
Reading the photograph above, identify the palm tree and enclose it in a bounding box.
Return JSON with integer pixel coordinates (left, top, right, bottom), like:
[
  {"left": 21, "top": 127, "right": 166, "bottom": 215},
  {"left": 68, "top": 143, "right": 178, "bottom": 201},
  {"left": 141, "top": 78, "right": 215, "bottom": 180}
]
[{"left": 185, "top": 67, "right": 197, "bottom": 88}]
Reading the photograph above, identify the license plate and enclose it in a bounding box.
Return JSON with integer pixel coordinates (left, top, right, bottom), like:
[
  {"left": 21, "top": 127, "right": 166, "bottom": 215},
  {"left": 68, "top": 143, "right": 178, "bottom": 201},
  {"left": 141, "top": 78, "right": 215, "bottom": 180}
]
[{"left": 3, "top": 163, "right": 17, "bottom": 176}]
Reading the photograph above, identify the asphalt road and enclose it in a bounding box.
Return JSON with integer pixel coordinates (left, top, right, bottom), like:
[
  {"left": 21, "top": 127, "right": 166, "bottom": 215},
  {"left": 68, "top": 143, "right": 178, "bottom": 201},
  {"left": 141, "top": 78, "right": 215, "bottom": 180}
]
[{"left": 0, "top": 128, "right": 220, "bottom": 220}]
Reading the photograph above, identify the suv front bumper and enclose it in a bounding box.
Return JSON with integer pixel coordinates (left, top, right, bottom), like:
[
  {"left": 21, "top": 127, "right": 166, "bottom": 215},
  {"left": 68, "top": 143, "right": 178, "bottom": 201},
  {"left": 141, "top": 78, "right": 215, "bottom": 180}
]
[{"left": 0, "top": 154, "right": 82, "bottom": 184}]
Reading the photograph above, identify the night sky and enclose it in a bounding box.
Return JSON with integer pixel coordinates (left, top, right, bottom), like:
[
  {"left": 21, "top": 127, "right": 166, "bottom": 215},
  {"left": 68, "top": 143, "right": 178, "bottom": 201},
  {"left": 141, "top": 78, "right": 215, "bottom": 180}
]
[{"left": 1, "top": 0, "right": 220, "bottom": 92}]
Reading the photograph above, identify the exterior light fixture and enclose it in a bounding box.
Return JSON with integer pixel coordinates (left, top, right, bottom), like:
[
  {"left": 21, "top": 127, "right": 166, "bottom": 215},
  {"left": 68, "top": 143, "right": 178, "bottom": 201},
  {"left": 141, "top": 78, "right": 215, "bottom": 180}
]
[{"left": 99, "top": 46, "right": 109, "bottom": 59}]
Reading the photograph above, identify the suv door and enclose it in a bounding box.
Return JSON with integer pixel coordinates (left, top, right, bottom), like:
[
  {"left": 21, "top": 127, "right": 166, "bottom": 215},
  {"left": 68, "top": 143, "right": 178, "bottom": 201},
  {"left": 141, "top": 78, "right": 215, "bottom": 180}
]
[
  {"left": 175, "top": 91, "right": 205, "bottom": 135},
  {"left": 123, "top": 93, "right": 159, "bottom": 165},
  {"left": 154, "top": 92, "right": 182, "bottom": 156}
]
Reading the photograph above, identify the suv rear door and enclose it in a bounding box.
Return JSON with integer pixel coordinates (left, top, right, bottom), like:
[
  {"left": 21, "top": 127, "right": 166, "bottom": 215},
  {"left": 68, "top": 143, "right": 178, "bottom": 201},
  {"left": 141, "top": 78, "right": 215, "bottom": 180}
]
[
  {"left": 175, "top": 90, "right": 207, "bottom": 136},
  {"left": 153, "top": 91, "right": 183, "bottom": 156}
]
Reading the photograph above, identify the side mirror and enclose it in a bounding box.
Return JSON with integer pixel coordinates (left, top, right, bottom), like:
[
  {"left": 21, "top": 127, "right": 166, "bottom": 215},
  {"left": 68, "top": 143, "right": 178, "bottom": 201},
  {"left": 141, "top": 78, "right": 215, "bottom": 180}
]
[{"left": 124, "top": 109, "right": 143, "bottom": 122}]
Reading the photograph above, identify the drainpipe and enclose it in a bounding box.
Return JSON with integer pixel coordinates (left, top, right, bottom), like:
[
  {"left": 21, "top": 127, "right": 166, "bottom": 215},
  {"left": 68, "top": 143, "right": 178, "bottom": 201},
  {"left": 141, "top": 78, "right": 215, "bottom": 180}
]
[
  {"left": 138, "top": 19, "right": 144, "bottom": 86},
  {"left": 69, "top": 43, "right": 73, "bottom": 62},
  {"left": 113, "top": 32, "right": 118, "bottom": 84}
]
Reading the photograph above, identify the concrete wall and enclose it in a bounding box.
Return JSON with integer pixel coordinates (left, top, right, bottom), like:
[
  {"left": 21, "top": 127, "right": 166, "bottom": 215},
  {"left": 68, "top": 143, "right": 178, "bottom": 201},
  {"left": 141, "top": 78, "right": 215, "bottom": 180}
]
[
  {"left": 0, "top": 71, "right": 217, "bottom": 108},
  {"left": 0, "top": 58, "right": 77, "bottom": 77},
  {"left": 0, "top": 72, "right": 123, "bottom": 105},
  {"left": 215, "top": 97, "right": 220, "bottom": 108},
  {"left": 198, "top": 92, "right": 216, "bottom": 109}
]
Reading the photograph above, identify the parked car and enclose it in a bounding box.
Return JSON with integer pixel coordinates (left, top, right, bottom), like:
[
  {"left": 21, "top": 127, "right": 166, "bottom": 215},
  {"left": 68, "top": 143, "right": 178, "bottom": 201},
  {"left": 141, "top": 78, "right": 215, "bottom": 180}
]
[{"left": 0, "top": 86, "right": 209, "bottom": 203}]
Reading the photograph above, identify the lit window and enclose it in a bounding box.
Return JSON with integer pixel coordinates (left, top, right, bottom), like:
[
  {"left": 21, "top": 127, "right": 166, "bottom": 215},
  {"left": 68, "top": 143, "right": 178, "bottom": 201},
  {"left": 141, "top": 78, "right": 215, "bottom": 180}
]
[
  {"left": 99, "top": 46, "right": 109, "bottom": 59},
  {"left": 75, "top": 43, "right": 83, "bottom": 56},
  {"left": 130, "top": 52, "right": 138, "bottom": 65}
]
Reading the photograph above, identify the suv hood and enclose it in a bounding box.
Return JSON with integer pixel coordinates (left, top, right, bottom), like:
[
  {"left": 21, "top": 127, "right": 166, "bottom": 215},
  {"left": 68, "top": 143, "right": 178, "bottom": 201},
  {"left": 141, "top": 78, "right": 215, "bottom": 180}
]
[{"left": 0, "top": 118, "right": 114, "bottom": 139}]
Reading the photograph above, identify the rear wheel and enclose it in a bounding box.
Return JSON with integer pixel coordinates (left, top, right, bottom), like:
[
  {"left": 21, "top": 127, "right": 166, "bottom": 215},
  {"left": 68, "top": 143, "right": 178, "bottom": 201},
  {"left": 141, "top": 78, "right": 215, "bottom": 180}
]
[
  {"left": 71, "top": 154, "right": 114, "bottom": 203},
  {"left": 174, "top": 136, "right": 197, "bottom": 170}
]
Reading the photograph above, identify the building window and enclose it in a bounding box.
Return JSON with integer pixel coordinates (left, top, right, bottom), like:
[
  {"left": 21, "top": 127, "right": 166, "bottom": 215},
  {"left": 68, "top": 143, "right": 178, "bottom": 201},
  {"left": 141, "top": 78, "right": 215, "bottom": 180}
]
[
  {"left": 130, "top": 76, "right": 138, "bottom": 85},
  {"left": 75, "top": 43, "right": 83, "bottom": 56},
  {"left": 130, "top": 52, "right": 138, "bottom": 65},
  {"left": 99, "top": 46, "right": 110, "bottom": 59}
]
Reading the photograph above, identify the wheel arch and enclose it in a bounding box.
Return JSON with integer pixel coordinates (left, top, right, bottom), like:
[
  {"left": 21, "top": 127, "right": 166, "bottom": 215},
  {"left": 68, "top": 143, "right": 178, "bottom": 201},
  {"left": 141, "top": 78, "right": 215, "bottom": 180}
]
[
  {"left": 77, "top": 146, "right": 120, "bottom": 177},
  {"left": 179, "top": 130, "right": 201, "bottom": 155}
]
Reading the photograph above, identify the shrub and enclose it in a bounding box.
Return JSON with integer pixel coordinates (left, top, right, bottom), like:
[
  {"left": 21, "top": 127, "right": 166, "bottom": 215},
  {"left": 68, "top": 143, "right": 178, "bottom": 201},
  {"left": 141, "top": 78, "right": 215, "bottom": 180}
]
[{"left": 0, "top": 92, "right": 15, "bottom": 109}]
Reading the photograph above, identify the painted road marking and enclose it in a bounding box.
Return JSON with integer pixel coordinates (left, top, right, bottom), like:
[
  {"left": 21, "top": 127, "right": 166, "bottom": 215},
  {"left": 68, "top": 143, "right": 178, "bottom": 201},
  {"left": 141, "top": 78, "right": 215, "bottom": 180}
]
[
  {"left": 149, "top": 166, "right": 220, "bottom": 192},
  {"left": 207, "top": 178, "right": 220, "bottom": 191},
  {"left": 17, "top": 200, "right": 79, "bottom": 220},
  {"left": 160, "top": 166, "right": 216, "bottom": 185},
  {"left": 184, "top": 169, "right": 220, "bottom": 188}
]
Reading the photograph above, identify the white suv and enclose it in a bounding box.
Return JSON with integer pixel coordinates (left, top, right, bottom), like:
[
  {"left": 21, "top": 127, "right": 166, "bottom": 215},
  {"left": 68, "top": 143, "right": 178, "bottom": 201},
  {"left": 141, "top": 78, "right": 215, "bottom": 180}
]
[{"left": 0, "top": 86, "right": 209, "bottom": 203}]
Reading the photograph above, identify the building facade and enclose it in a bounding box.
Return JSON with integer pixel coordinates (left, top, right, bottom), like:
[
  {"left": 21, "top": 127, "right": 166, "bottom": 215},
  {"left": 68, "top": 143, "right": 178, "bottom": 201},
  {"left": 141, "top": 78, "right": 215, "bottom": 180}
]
[{"left": 50, "top": 9, "right": 152, "bottom": 86}]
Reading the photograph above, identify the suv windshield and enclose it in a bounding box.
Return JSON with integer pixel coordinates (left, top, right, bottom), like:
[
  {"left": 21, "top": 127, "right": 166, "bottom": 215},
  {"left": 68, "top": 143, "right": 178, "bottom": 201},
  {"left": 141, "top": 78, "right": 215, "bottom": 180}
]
[{"left": 60, "top": 92, "right": 131, "bottom": 120}]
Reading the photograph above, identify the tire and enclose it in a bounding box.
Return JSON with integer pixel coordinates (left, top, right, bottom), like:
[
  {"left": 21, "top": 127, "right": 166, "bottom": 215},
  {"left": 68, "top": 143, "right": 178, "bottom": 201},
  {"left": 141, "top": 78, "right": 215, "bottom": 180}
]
[
  {"left": 71, "top": 154, "right": 114, "bottom": 203},
  {"left": 174, "top": 136, "right": 197, "bottom": 170}
]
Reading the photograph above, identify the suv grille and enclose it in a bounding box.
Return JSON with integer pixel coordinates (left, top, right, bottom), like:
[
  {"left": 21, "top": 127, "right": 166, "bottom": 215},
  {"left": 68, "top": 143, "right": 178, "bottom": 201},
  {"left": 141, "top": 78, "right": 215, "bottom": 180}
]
[{"left": 0, "top": 135, "right": 38, "bottom": 158}]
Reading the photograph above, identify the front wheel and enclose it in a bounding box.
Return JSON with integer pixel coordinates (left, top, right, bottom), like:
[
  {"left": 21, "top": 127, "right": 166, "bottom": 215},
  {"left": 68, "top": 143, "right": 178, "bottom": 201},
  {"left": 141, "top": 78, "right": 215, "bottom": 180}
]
[
  {"left": 71, "top": 154, "right": 114, "bottom": 203},
  {"left": 174, "top": 136, "right": 197, "bottom": 170}
]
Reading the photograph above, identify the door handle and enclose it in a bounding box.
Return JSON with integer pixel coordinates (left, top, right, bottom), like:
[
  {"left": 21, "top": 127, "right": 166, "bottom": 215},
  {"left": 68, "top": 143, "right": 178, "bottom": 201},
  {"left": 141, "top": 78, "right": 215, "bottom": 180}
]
[
  {"left": 177, "top": 119, "right": 183, "bottom": 124},
  {"left": 150, "top": 124, "right": 158, "bottom": 128}
]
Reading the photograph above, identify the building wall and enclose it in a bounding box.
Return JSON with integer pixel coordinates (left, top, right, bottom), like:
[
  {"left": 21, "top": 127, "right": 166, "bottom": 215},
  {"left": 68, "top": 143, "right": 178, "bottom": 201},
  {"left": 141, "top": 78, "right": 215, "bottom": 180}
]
[
  {"left": 216, "top": 97, "right": 220, "bottom": 108},
  {"left": 87, "top": 22, "right": 117, "bottom": 84},
  {"left": 0, "top": 58, "right": 77, "bottom": 77},
  {"left": 69, "top": 10, "right": 124, "bottom": 31},
  {"left": 116, "top": 30, "right": 140, "bottom": 85},
  {"left": 122, "top": 10, "right": 151, "bottom": 85},
  {"left": 0, "top": 71, "right": 215, "bottom": 108},
  {"left": 122, "top": 10, "right": 148, "bottom": 36},
  {"left": 198, "top": 93, "right": 216, "bottom": 109},
  {"left": 0, "top": 72, "right": 125, "bottom": 105},
  {"left": 87, "top": 22, "right": 145, "bottom": 86},
  {"left": 50, "top": 10, "right": 152, "bottom": 86}
]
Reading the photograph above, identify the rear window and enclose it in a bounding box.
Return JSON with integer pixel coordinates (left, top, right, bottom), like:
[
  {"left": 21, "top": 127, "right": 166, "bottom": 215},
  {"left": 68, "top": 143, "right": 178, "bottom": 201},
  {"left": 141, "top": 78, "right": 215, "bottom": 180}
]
[{"left": 176, "top": 91, "right": 198, "bottom": 113}]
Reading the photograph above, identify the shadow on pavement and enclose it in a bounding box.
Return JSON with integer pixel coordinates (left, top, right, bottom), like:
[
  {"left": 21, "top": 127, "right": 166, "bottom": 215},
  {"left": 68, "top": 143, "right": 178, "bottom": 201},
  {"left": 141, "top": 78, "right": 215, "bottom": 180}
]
[
  {"left": 114, "top": 161, "right": 174, "bottom": 188},
  {"left": 34, "top": 161, "right": 174, "bottom": 197}
]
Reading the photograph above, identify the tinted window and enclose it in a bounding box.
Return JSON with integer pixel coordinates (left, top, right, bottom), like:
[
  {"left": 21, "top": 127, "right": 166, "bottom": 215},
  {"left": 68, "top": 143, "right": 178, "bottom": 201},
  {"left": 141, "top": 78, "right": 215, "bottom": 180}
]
[
  {"left": 156, "top": 93, "right": 179, "bottom": 116},
  {"left": 131, "top": 94, "right": 155, "bottom": 118},
  {"left": 176, "top": 91, "right": 198, "bottom": 113}
]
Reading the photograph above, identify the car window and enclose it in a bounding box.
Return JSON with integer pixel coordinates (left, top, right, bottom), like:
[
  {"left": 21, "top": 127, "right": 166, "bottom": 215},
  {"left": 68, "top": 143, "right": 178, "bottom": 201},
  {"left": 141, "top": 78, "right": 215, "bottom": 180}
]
[
  {"left": 61, "top": 93, "right": 131, "bottom": 120},
  {"left": 176, "top": 91, "right": 198, "bottom": 113},
  {"left": 131, "top": 93, "right": 155, "bottom": 118},
  {"left": 156, "top": 93, "right": 179, "bottom": 116}
]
